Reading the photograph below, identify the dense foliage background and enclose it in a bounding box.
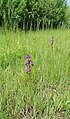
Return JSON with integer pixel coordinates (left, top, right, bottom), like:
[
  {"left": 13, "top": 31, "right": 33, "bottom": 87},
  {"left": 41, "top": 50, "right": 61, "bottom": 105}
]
[{"left": 0, "top": 0, "right": 70, "bottom": 30}]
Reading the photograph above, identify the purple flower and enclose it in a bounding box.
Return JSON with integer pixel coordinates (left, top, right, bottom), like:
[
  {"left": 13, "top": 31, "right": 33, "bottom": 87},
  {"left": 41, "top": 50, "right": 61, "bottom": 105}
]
[
  {"left": 26, "top": 65, "right": 31, "bottom": 74},
  {"left": 26, "top": 60, "right": 34, "bottom": 65},
  {"left": 25, "top": 54, "right": 34, "bottom": 74},
  {"left": 26, "top": 54, "right": 30, "bottom": 59},
  {"left": 51, "top": 36, "right": 54, "bottom": 46}
]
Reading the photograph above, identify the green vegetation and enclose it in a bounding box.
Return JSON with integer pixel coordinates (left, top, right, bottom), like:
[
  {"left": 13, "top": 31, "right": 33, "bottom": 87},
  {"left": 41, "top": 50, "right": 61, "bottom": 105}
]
[
  {"left": 0, "top": 1, "right": 70, "bottom": 119},
  {"left": 65, "top": 6, "right": 70, "bottom": 28},
  {"left": 0, "top": 0, "right": 67, "bottom": 30},
  {"left": 0, "top": 29, "right": 70, "bottom": 119}
]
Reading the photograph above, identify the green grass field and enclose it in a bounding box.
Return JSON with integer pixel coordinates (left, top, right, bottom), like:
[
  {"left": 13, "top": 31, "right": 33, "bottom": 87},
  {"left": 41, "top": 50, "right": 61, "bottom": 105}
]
[{"left": 0, "top": 29, "right": 70, "bottom": 119}]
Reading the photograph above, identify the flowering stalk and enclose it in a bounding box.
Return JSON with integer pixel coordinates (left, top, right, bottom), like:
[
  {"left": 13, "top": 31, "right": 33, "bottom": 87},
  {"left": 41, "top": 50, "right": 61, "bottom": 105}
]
[
  {"left": 51, "top": 36, "right": 54, "bottom": 47},
  {"left": 25, "top": 55, "right": 34, "bottom": 74}
]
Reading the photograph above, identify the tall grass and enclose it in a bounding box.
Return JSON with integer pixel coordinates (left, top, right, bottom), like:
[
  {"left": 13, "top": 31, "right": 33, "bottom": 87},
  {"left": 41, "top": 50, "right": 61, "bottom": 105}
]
[{"left": 0, "top": 29, "right": 70, "bottom": 119}]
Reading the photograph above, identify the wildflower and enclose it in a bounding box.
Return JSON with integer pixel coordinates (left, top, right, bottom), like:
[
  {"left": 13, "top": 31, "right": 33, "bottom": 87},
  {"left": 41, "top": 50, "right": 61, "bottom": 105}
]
[
  {"left": 25, "top": 54, "right": 34, "bottom": 74},
  {"left": 26, "top": 65, "right": 31, "bottom": 74},
  {"left": 26, "top": 54, "right": 31, "bottom": 59},
  {"left": 51, "top": 36, "right": 54, "bottom": 47}
]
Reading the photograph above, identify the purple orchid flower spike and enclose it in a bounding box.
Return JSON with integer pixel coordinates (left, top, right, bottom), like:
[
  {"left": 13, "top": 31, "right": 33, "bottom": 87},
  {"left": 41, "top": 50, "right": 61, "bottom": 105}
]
[
  {"left": 51, "top": 36, "right": 54, "bottom": 47},
  {"left": 26, "top": 60, "right": 34, "bottom": 66},
  {"left": 25, "top": 54, "right": 34, "bottom": 74},
  {"left": 26, "top": 54, "right": 30, "bottom": 59},
  {"left": 26, "top": 65, "right": 31, "bottom": 74}
]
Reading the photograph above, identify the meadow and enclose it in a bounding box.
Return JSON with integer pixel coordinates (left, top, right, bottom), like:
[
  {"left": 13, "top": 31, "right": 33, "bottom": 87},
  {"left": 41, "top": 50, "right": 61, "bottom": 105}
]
[{"left": 0, "top": 29, "right": 70, "bottom": 119}]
